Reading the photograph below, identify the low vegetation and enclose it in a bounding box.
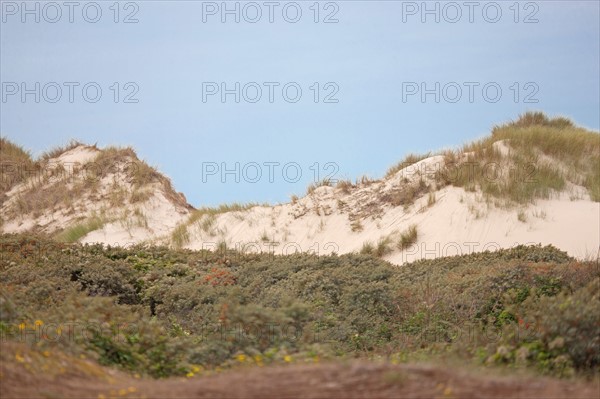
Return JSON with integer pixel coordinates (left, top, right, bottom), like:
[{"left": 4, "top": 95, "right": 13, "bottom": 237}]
[
  {"left": 171, "top": 203, "right": 265, "bottom": 248},
  {"left": 0, "top": 138, "right": 37, "bottom": 199},
  {"left": 359, "top": 241, "right": 374, "bottom": 255},
  {"left": 1, "top": 234, "right": 597, "bottom": 380},
  {"left": 385, "top": 153, "right": 431, "bottom": 178},
  {"left": 39, "top": 140, "right": 87, "bottom": 162},
  {"left": 398, "top": 225, "right": 418, "bottom": 250},
  {"left": 350, "top": 220, "right": 363, "bottom": 232},
  {"left": 437, "top": 112, "right": 600, "bottom": 204},
  {"left": 1, "top": 140, "right": 189, "bottom": 226},
  {"left": 55, "top": 216, "right": 105, "bottom": 242},
  {"left": 336, "top": 179, "right": 354, "bottom": 194},
  {"left": 306, "top": 179, "right": 333, "bottom": 195}
]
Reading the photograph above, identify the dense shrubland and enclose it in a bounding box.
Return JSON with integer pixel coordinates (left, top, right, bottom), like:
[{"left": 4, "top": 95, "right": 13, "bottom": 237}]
[{"left": 1, "top": 234, "right": 597, "bottom": 379}]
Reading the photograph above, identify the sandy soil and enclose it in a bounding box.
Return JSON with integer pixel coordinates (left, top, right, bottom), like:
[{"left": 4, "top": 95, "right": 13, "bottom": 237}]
[{"left": 1, "top": 343, "right": 598, "bottom": 399}]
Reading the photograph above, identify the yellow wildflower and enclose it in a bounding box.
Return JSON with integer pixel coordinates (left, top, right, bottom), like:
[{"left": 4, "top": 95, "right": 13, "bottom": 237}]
[
  {"left": 191, "top": 365, "right": 202, "bottom": 373},
  {"left": 283, "top": 355, "right": 292, "bottom": 363}
]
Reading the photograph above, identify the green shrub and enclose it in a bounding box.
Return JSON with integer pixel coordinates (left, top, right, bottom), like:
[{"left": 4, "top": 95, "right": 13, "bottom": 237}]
[
  {"left": 0, "top": 234, "right": 597, "bottom": 379},
  {"left": 486, "top": 278, "right": 600, "bottom": 375}
]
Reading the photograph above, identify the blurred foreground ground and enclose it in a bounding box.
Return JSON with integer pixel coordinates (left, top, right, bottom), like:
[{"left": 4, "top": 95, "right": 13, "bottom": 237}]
[{"left": 1, "top": 342, "right": 598, "bottom": 399}]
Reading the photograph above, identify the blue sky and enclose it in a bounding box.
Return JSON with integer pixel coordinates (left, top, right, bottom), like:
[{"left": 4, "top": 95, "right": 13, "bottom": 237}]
[{"left": 1, "top": 0, "right": 599, "bottom": 206}]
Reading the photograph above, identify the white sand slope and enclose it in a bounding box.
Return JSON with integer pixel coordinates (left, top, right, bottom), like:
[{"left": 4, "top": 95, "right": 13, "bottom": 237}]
[
  {"left": 180, "top": 185, "right": 599, "bottom": 264},
  {"left": 180, "top": 155, "right": 599, "bottom": 264},
  {"left": 2, "top": 141, "right": 598, "bottom": 265},
  {"left": 1, "top": 145, "right": 191, "bottom": 245}
]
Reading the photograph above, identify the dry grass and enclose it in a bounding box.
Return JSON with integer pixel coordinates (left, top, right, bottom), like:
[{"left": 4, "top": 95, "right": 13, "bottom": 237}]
[
  {"left": 130, "top": 188, "right": 153, "bottom": 204},
  {"left": 436, "top": 112, "right": 599, "bottom": 204},
  {"left": 39, "top": 140, "right": 88, "bottom": 162},
  {"left": 171, "top": 202, "right": 264, "bottom": 248},
  {"left": 360, "top": 241, "right": 374, "bottom": 255},
  {"left": 383, "top": 178, "right": 429, "bottom": 208},
  {"left": 93, "top": 147, "right": 161, "bottom": 188},
  {"left": 306, "top": 179, "right": 333, "bottom": 195},
  {"left": 356, "top": 175, "right": 375, "bottom": 186},
  {"left": 0, "top": 138, "right": 37, "bottom": 198},
  {"left": 398, "top": 225, "right": 418, "bottom": 251},
  {"left": 350, "top": 220, "right": 363, "bottom": 232},
  {"left": 427, "top": 192, "right": 436, "bottom": 207},
  {"left": 3, "top": 141, "right": 192, "bottom": 228},
  {"left": 6, "top": 180, "right": 88, "bottom": 219},
  {"left": 336, "top": 179, "right": 354, "bottom": 194},
  {"left": 375, "top": 236, "right": 394, "bottom": 257},
  {"left": 385, "top": 153, "right": 431, "bottom": 178}
]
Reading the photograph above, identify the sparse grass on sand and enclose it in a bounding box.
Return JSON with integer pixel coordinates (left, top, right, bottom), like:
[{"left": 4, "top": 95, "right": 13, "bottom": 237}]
[
  {"left": 39, "top": 139, "right": 87, "bottom": 162},
  {"left": 360, "top": 241, "right": 374, "bottom": 255},
  {"left": 1, "top": 141, "right": 190, "bottom": 227},
  {"left": 307, "top": 179, "right": 333, "bottom": 195},
  {"left": 437, "top": 112, "right": 600, "bottom": 204},
  {"left": 0, "top": 138, "right": 37, "bottom": 197},
  {"left": 375, "top": 236, "right": 393, "bottom": 257},
  {"left": 56, "top": 216, "right": 105, "bottom": 242},
  {"left": 171, "top": 202, "right": 265, "bottom": 247},
  {"left": 336, "top": 179, "right": 354, "bottom": 194},
  {"left": 398, "top": 225, "right": 418, "bottom": 250},
  {"left": 386, "top": 153, "right": 431, "bottom": 178}
]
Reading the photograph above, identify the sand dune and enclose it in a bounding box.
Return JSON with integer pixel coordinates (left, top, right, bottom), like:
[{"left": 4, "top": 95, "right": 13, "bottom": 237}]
[{"left": 2, "top": 135, "right": 598, "bottom": 265}]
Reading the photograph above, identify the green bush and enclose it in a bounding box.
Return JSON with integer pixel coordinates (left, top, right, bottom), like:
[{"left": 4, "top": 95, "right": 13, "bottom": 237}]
[
  {"left": 486, "top": 278, "right": 600, "bottom": 375},
  {"left": 0, "top": 234, "right": 597, "bottom": 379}
]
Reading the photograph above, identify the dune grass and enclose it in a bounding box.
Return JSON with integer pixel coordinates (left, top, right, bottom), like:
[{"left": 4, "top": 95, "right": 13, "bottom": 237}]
[
  {"left": 385, "top": 152, "right": 431, "bottom": 178},
  {"left": 0, "top": 138, "right": 33, "bottom": 164},
  {"left": 0, "top": 138, "right": 37, "bottom": 197},
  {"left": 171, "top": 224, "right": 190, "bottom": 248},
  {"left": 336, "top": 179, "right": 354, "bottom": 194},
  {"left": 171, "top": 202, "right": 265, "bottom": 248},
  {"left": 437, "top": 112, "right": 600, "bottom": 204},
  {"left": 39, "top": 139, "right": 87, "bottom": 162},
  {"left": 359, "top": 237, "right": 393, "bottom": 257},
  {"left": 398, "top": 225, "right": 418, "bottom": 250},
  {"left": 56, "top": 216, "right": 104, "bottom": 242},
  {"left": 375, "top": 236, "right": 394, "bottom": 257},
  {"left": 360, "top": 241, "right": 374, "bottom": 255},
  {"left": 92, "top": 146, "right": 163, "bottom": 188},
  {"left": 306, "top": 178, "right": 333, "bottom": 195}
]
